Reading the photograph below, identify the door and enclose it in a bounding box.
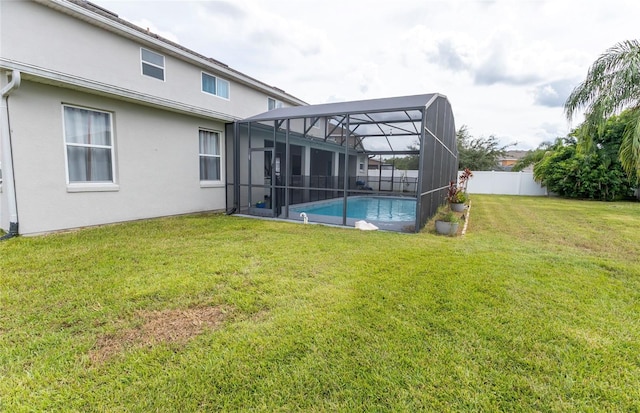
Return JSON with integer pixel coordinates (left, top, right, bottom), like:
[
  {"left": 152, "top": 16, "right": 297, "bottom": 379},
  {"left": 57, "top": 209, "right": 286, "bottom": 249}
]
[{"left": 249, "top": 147, "right": 276, "bottom": 217}]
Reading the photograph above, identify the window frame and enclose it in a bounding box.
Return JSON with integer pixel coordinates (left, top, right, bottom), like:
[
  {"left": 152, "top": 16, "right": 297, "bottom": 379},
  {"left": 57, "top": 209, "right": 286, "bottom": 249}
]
[
  {"left": 268, "top": 97, "right": 283, "bottom": 110},
  {"left": 201, "top": 72, "right": 230, "bottom": 100},
  {"left": 199, "top": 128, "right": 224, "bottom": 187},
  {"left": 62, "top": 104, "right": 118, "bottom": 192},
  {"left": 140, "top": 47, "right": 165, "bottom": 81}
]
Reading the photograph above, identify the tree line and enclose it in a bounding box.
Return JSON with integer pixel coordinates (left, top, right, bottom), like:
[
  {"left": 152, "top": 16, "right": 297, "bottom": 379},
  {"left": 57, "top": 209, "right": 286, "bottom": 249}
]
[
  {"left": 390, "top": 39, "right": 640, "bottom": 201},
  {"left": 390, "top": 126, "right": 510, "bottom": 172},
  {"left": 516, "top": 39, "right": 639, "bottom": 200}
]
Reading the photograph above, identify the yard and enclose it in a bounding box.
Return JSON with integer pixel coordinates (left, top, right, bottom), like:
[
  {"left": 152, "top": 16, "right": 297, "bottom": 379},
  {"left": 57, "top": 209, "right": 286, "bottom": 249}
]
[{"left": 1, "top": 195, "right": 639, "bottom": 411}]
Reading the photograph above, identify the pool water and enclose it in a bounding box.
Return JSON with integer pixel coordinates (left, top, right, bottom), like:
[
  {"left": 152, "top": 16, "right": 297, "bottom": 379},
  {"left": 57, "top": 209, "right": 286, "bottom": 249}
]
[{"left": 290, "top": 197, "right": 416, "bottom": 222}]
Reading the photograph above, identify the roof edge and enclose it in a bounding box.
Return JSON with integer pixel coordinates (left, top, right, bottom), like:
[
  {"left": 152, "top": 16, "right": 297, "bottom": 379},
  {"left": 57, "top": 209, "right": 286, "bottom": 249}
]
[
  {"left": 240, "top": 93, "right": 451, "bottom": 123},
  {"left": 34, "top": 0, "right": 307, "bottom": 106}
]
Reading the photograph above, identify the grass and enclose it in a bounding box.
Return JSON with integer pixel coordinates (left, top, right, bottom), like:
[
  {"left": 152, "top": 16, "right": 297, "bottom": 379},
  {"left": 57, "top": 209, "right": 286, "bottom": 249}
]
[{"left": 1, "top": 195, "right": 639, "bottom": 411}]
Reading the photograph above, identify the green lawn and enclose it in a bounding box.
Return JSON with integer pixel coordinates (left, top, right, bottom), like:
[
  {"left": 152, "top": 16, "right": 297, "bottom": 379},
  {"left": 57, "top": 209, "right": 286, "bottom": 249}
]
[{"left": 1, "top": 195, "right": 639, "bottom": 411}]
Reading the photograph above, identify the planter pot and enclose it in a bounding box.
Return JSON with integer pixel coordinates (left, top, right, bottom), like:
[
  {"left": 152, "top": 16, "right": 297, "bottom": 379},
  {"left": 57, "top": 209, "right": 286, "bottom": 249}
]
[
  {"left": 435, "top": 220, "right": 459, "bottom": 235},
  {"left": 450, "top": 202, "right": 466, "bottom": 212}
]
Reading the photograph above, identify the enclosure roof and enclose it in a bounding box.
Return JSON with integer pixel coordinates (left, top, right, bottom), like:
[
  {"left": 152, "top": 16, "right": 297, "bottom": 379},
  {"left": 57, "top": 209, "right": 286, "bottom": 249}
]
[{"left": 241, "top": 93, "right": 443, "bottom": 122}]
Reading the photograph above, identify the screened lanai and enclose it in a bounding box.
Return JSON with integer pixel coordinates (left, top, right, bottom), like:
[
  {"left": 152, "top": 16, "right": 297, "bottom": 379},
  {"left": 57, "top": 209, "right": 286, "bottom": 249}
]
[{"left": 225, "top": 94, "right": 457, "bottom": 233}]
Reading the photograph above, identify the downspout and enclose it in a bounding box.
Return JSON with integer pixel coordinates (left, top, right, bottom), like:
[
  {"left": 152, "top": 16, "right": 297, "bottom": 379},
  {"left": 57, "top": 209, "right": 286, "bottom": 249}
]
[{"left": 1, "top": 70, "right": 21, "bottom": 240}]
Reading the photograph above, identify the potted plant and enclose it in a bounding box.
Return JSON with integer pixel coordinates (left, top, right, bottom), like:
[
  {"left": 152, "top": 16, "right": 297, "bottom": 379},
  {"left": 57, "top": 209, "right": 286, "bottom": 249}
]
[
  {"left": 434, "top": 210, "right": 461, "bottom": 235},
  {"left": 447, "top": 169, "right": 473, "bottom": 212},
  {"left": 447, "top": 181, "right": 467, "bottom": 212}
]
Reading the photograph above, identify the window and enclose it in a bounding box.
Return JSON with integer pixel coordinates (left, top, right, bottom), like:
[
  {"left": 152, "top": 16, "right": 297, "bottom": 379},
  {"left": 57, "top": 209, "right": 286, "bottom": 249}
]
[
  {"left": 202, "top": 73, "right": 230, "bottom": 99},
  {"left": 268, "top": 97, "right": 283, "bottom": 110},
  {"left": 63, "top": 105, "right": 114, "bottom": 184},
  {"left": 309, "top": 116, "right": 321, "bottom": 131},
  {"left": 141, "top": 48, "right": 165, "bottom": 80},
  {"left": 199, "top": 130, "right": 221, "bottom": 181}
]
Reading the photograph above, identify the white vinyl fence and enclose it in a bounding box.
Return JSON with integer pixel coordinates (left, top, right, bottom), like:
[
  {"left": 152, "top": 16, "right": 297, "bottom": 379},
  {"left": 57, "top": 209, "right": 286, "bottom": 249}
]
[
  {"left": 461, "top": 171, "right": 547, "bottom": 196},
  {"left": 365, "top": 170, "right": 419, "bottom": 193},
  {"left": 364, "top": 170, "right": 547, "bottom": 196}
]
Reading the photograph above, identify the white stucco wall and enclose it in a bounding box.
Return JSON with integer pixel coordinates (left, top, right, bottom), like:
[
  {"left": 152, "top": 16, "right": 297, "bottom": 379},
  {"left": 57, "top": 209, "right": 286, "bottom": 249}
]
[
  {"left": 0, "top": 177, "right": 7, "bottom": 231},
  {"left": 0, "top": 1, "right": 298, "bottom": 119},
  {"left": 0, "top": 0, "right": 312, "bottom": 234},
  {"left": 7, "top": 81, "right": 228, "bottom": 235}
]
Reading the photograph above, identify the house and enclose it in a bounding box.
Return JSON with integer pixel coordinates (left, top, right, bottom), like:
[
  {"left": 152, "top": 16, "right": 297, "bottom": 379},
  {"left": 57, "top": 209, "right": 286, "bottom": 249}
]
[
  {"left": 0, "top": 0, "right": 305, "bottom": 235},
  {"left": 368, "top": 158, "right": 389, "bottom": 170},
  {"left": 498, "top": 150, "right": 529, "bottom": 171},
  {"left": 1, "top": 0, "right": 457, "bottom": 235}
]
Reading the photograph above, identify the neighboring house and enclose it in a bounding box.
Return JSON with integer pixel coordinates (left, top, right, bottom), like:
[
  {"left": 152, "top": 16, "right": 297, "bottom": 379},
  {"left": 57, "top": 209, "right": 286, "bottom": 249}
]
[
  {"left": 368, "top": 158, "right": 393, "bottom": 170},
  {"left": 498, "top": 150, "right": 530, "bottom": 171},
  {"left": 0, "top": 0, "right": 305, "bottom": 235}
]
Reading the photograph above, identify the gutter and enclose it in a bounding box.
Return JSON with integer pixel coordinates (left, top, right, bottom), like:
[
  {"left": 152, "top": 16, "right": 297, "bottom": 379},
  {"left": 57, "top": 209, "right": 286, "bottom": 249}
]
[
  {"left": 0, "top": 69, "right": 21, "bottom": 239},
  {"left": 1, "top": 58, "right": 238, "bottom": 123}
]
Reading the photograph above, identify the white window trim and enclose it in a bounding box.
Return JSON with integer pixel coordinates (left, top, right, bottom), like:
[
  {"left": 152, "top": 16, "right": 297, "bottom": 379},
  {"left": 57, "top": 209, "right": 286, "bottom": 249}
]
[
  {"left": 200, "top": 181, "right": 225, "bottom": 188},
  {"left": 140, "top": 47, "right": 165, "bottom": 81},
  {"left": 201, "top": 72, "right": 230, "bottom": 100},
  {"left": 199, "top": 128, "right": 224, "bottom": 187},
  {"left": 67, "top": 183, "right": 120, "bottom": 193},
  {"left": 62, "top": 104, "right": 119, "bottom": 192}
]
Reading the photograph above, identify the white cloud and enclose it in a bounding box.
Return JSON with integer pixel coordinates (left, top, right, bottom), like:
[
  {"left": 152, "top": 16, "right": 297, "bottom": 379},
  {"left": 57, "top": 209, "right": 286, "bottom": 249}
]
[
  {"left": 532, "top": 79, "right": 578, "bottom": 108},
  {"left": 96, "top": 0, "right": 640, "bottom": 150},
  {"left": 427, "top": 38, "right": 472, "bottom": 72},
  {"left": 472, "top": 36, "right": 544, "bottom": 86}
]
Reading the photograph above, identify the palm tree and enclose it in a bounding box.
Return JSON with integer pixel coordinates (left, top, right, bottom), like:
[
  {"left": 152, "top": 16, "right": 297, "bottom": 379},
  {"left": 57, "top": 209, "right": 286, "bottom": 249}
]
[{"left": 564, "top": 39, "right": 640, "bottom": 183}]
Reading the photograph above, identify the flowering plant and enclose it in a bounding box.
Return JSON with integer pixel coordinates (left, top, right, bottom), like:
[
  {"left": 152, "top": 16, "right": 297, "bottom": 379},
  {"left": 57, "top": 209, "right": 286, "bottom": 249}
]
[
  {"left": 446, "top": 169, "right": 473, "bottom": 204},
  {"left": 447, "top": 181, "right": 468, "bottom": 204},
  {"left": 459, "top": 168, "right": 473, "bottom": 191}
]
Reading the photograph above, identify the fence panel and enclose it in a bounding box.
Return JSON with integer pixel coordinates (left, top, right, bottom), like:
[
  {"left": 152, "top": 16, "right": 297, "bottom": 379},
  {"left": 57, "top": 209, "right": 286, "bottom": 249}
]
[
  {"left": 462, "top": 171, "right": 547, "bottom": 196},
  {"left": 365, "top": 170, "right": 547, "bottom": 196}
]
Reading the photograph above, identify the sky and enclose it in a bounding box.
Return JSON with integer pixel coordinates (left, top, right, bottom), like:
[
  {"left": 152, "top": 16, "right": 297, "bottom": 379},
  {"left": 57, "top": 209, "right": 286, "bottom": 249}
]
[{"left": 96, "top": 0, "right": 640, "bottom": 150}]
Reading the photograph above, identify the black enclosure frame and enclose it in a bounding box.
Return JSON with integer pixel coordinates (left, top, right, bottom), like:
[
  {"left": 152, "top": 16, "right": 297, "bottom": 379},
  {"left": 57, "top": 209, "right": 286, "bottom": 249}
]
[{"left": 225, "top": 94, "right": 457, "bottom": 233}]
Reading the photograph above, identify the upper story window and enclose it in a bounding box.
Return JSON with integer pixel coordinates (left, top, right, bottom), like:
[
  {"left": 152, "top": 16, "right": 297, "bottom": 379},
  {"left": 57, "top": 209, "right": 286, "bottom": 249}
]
[
  {"left": 141, "top": 48, "right": 165, "bottom": 81},
  {"left": 202, "top": 73, "right": 230, "bottom": 99},
  {"left": 63, "top": 105, "right": 115, "bottom": 184},
  {"left": 268, "top": 97, "right": 283, "bottom": 110}
]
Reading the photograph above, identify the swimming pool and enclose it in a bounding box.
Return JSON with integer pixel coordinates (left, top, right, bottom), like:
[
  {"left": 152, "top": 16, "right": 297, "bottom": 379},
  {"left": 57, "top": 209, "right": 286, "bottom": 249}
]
[{"left": 289, "top": 196, "right": 416, "bottom": 223}]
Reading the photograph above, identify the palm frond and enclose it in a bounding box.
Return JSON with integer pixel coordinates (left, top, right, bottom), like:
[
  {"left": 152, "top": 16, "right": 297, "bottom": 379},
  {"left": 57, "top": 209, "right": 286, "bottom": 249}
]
[
  {"left": 565, "top": 40, "right": 640, "bottom": 176},
  {"left": 619, "top": 107, "right": 640, "bottom": 184},
  {"left": 564, "top": 39, "right": 640, "bottom": 122}
]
